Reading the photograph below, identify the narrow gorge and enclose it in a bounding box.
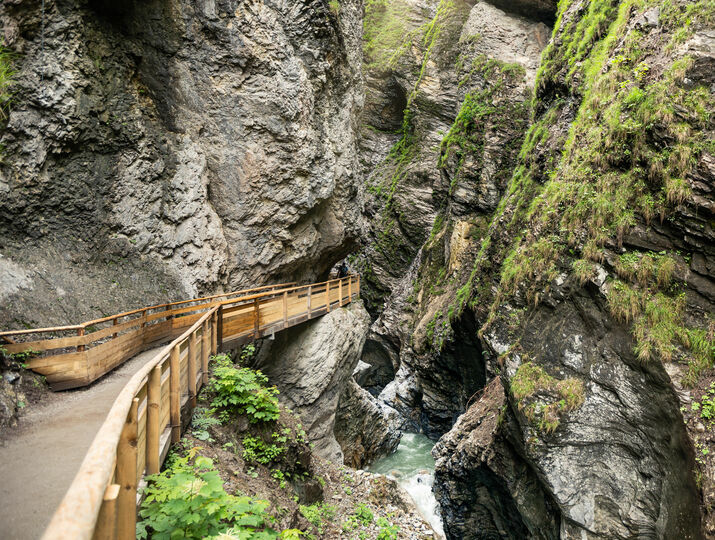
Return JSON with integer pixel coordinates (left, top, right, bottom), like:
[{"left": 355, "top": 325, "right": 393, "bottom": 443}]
[{"left": 0, "top": 0, "right": 713, "bottom": 538}]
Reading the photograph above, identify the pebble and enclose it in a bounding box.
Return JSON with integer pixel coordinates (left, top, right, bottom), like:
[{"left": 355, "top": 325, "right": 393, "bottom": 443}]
[{"left": 3, "top": 372, "right": 20, "bottom": 385}]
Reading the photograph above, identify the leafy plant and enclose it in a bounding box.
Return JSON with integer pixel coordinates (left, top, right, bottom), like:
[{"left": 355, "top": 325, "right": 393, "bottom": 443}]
[
  {"left": 137, "top": 448, "right": 277, "bottom": 539},
  {"left": 692, "top": 382, "right": 715, "bottom": 423},
  {"left": 298, "top": 503, "right": 336, "bottom": 534},
  {"left": 209, "top": 355, "right": 280, "bottom": 423},
  {"left": 191, "top": 407, "right": 221, "bottom": 441},
  {"left": 242, "top": 435, "right": 285, "bottom": 465},
  {"left": 353, "top": 503, "right": 373, "bottom": 526},
  {"left": 375, "top": 517, "right": 399, "bottom": 540}
]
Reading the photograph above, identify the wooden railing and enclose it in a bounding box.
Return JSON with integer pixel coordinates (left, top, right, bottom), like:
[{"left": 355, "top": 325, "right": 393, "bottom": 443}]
[
  {"left": 29, "top": 275, "right": 359, "bottom": 540},
  {"left": 0, "top": 282, "right": 295, "bottom": 390}
]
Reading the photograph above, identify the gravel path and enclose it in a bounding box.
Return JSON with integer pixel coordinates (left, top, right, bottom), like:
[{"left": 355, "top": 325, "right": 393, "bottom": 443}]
[{"left": 0, "top": 348, "right": 162, "bottom": 540}]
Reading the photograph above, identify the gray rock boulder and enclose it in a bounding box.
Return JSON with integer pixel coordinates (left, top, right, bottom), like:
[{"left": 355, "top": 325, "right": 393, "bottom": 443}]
[
  {"left": 254, "top": 301, "right": 371, "bottom": 462},
  {"left": 334, "top": 379, "right": 402, "bottom": 469}
]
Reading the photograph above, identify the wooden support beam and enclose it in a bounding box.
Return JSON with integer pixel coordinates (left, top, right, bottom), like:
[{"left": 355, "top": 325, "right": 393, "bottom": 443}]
[
  {"left": 348, "top": 276, "right": 352, "bottom": 301},
  {"left": 116, "top": 398, "right": 138, "bottom": 540},
  {"left": 188, "top": 331, "right": 197, "bottom": 408},
  {"left": 170, "top": 347, "right": 181, "bottom": 443},
  {"left": 339, "top": 279, "right": 343, "bottom": 307},
  {"left": 253, "top": 299, "right": 260, "bottom": 339},
  {"left": 326, "top": 281, "right": 331, "bottom": 312},
  {"left": 202, "top": 320, "right": 210, "bottom": 384},
  {"left": 211, "top": 311, "right": 218, "bottom": 354},
  {"left": 92, "top": 484, "right": 120, "bottom": 540},
  {"left": 307, "top": 286, "right": 312, "bottom": 316},
  {"left": 112, "top": 318, "right": 118, "bottom": 339},
  {"left": 146, "top": 365, "right": 161, "bottom": 476},
  {"left": 282, "top": 291, "right": 288, "bottom": 324},
  {"left": 77, "top": 328, "right": 85, "bottom": 353},
  {"left": 217, "top": 305, "right": 224, "bottom": 354}
]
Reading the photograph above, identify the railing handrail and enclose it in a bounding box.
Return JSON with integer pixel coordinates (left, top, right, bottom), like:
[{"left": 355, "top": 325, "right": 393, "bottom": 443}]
[
  {"left": 0, "top": 281, "right": 296, "bottom": 338},
  {"left": 38, "top": 273, "right": 361, "bottom": 540},
  {"left": 42, "top": 308, "right": 217, "bottom": 540}
]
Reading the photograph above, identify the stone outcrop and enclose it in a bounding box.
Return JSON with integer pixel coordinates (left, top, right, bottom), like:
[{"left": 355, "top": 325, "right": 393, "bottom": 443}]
[
  {"left": 0, "top": 0, "right": 365, "bottom": 329},
  {"left": 433, "top": 379, "right": 559, "bottom": 539},
  {"left": 254, "top": 301, "right": 370, "bottom": 462},
  {"left": 334, "top": 378, "right": 402, "bottom": 469}
]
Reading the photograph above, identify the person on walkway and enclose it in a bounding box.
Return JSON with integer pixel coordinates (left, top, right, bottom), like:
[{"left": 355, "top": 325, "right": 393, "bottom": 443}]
[{"left": 337, "top": 260, "right": 349, "bottom": 278}]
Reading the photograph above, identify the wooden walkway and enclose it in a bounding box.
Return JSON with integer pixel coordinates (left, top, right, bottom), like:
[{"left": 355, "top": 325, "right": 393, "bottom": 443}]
[{"left": 0, "top": 276, "right": 359, "bottom": 540}]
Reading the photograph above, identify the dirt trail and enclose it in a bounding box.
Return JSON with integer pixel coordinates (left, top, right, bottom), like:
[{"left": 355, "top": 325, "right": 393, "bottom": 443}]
[{"left": 0, "top": 348, "right": 162, "bottom": 540}]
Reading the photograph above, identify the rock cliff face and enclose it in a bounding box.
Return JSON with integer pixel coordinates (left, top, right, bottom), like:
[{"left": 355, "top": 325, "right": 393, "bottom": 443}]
[
  {"left": 356, "top": 0, "right": 714, "bottom": 538},
  {"left": 0, "top": 0, "right": 364, "bottom": 329},
  {"left": 254, "top": 301, "right": 371, "bottom": 462}
]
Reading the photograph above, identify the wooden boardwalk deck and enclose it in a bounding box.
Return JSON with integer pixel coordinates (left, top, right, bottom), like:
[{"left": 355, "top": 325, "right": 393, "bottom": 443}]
[{"left": 0, "top": 275, "right": 359, "bottom": 540}]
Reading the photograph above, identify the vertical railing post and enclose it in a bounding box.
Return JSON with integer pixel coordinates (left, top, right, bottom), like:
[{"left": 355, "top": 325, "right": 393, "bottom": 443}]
[
  {"left": 146, "top": 365, "right": 161, "bottom": 476},
  {"left": 188, "top": 330, "right": 197, "bottom": 408},
  {"left": 211, "top": 311, "right": 218, "bottom": 354},
  {"left": 112, "top": 317, "right": 118, "bottom": 339},
  {"left": 348, "top": 276, "right": 352, "bottom": 302},
  {"left": 357, "top": 274, "right": 360, "bottom": 297},
  {"left": 307, "top": 286, "right": 312, "bottom": 317},
  {"left": 77, "top": 327, "right": 85, "bottom": 352},
  {"left": 326, "top": 281, "right": 331, "bottom": 313},
  {"left": 339, "top": 279, "right": 343, "bottom": 307},
  {"left": 217, "top": 305, "right": 224, "bottom": 353},
  {"left": 116, "top": 398, "right": 139, "bottom": 540},
  {"left": 282, "top": 290, "right": 288, "bottom": 326},
  {"left": 93, "top": 484, "right": 120, "bottom": 540},
  {"left": 253, "top": 298, "right": 260, "bottom": 339},
  {"left": 140, "top": 309, "right": 147, "bottom": 345},
  {"left": 170, "top": 346, "right": 181, "bottom": 443},
  {"left": 202, "top": 319, "right": 210, "bottom": 384}
]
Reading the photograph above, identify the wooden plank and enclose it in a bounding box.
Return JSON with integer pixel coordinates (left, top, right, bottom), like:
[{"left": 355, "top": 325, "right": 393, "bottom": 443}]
[
  {"left": 116, "top": 398, "right": 138, "bottom": 540},
  {"left": 4, "top": 333, "right": 85, "bottom": 354},
  {"left": 82, "top": 317, "right": 143, "bottom": 344},
  {"left": 170, "top": 347, "right": 181, "bottom": 443},
  {"left": 92, "top": 484, "right": 120, "bottom": 540},
  {"left": 146, "top": 366, "right": 161, "bottom": 476}
]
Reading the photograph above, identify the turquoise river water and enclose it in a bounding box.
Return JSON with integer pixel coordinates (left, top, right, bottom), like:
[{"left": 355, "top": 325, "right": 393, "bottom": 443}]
[{"left": 369, "top": 432, "right": 445, "bottom": 537}]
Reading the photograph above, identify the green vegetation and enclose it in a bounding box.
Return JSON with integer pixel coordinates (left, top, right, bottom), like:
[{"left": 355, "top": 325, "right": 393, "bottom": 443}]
[
  {"left": 0, "top": 43, "right": 13, "bottom": 122},
  {"left": 242, "top": 432, "right": 287, "bottom": 465},
  {"left": 328, "top": 0, "right": 340, "bottom": 16},
  {"left": 435, "top": 0, "right": 715, "bottom": 384},
  {"left": 691, "top": 382, "right": 715, "bottom": 424},
  {"left": 190, "top": 407, "right": 221, "bottom": 442},
  {"left": 362, "top": 0, "right": 413, "bottom": 70},
  {"left": 376, "top": 517, "right": 400, "bottom": 540},
  {"left": 137, "top": 448, "right": 278, "bottom": 539},
  {"left": 209, "top": 355, "right": 280, "bottom": 423},
  {"left": 298, "top": 503, "right": 336, "bottom": 534},
  {"left": 511, "top": 362, "right": 585, "bottom": 433}
]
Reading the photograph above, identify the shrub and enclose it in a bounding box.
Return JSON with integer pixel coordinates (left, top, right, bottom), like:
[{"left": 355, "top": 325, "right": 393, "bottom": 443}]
[
  {"left": 210, "top": 355, "right": 280, "bottom": 423},
  {"left": 137, "top": 448, "right": 277, "bottom": 539},
  {"left": 242, "top": 435, "right": 285, "bottom": 465}
]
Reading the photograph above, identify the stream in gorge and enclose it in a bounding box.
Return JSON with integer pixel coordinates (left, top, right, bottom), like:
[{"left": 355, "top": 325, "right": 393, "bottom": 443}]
[{"left": 369, "top": 433, "right": 445, "bottom": 537}]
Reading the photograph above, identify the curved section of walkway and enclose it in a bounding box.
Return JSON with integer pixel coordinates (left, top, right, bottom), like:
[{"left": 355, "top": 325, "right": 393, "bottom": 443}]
[{"left": 0, "top": 348, "right": 160, "bottom": 540}]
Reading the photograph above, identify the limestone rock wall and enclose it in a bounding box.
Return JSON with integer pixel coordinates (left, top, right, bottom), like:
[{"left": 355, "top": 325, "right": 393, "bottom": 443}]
[{"left": 0, "top": 0, "right": 365, "bottom": 328}]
